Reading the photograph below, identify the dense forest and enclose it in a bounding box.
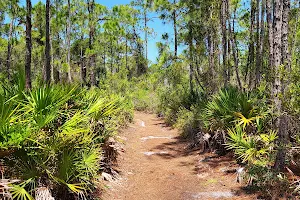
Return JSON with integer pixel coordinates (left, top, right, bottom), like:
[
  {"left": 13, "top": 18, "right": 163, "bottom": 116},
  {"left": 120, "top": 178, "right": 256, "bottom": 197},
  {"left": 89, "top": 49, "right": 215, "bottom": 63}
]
[{"left": 1, "top": 0, "right": 300, "bottom": 199}]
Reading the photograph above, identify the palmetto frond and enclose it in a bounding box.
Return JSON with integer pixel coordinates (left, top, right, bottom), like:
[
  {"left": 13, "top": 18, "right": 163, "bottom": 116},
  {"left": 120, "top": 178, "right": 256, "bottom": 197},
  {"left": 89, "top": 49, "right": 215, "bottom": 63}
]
[{"left": 234, "top": 112, "right": 262, "bottom": 129}]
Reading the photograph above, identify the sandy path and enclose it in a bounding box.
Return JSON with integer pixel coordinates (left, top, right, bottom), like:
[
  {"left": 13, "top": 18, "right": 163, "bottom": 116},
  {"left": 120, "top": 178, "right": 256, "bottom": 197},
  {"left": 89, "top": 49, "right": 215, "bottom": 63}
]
[{"left": 103, "top": 112, "right": 254, "bottom": 200}]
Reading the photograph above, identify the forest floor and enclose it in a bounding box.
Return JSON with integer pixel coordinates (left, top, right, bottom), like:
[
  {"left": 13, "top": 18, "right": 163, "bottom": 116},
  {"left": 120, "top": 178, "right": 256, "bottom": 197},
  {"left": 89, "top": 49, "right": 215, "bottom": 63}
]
[{"left": 102, "top": 111, "right": 256, "bottom": 200}]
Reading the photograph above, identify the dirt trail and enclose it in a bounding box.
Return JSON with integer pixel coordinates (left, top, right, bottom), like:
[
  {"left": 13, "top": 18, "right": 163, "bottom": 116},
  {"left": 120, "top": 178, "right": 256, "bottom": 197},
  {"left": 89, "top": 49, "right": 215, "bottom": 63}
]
[{"left": 103, "top": 112, "right": 255, "bottom": 200}]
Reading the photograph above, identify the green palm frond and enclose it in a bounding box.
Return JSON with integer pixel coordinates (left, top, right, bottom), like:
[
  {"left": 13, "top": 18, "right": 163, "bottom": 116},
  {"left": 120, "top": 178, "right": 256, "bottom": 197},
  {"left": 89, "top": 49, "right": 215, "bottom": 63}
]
[
  {"left": 10, "top": 185, "right": 33, "bottom": 200},
  {"left": 23, "top": 86, "right": 76, "bottom": 128},
  {"left": 50, "top": 174, "right": 86, "bottom": 194},
  {"left": 234, "top": 112, "right": 262, "bottom": 129},
  {"left": 226, "top": 126, "right": 276, "bottom": 165},
  {"left": 58, "top": 112, "right": 90, "bottom": 140},
  {"left": 10, "top": 179, "right": 35, "bottom": 200},
  {"left": 75, "top": 148, "right": 101, "bottom": 177},
  {"left": 57, "top": 150, "right": 76, "bottom": 183}
]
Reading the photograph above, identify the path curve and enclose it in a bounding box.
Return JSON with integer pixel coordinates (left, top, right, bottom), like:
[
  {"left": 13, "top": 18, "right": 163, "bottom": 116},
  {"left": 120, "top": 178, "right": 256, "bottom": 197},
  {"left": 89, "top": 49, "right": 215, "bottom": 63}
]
[{"left": 103, "top": 112, "right": 254, "bottom": 200}]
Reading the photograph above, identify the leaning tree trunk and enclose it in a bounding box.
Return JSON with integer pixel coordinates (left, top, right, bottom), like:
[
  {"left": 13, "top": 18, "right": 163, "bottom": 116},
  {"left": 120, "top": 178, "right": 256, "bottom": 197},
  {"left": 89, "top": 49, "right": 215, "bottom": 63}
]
[
  {"left": 45, "top": 0, "right": 51, "bottom": 84},
  {"left": 25, "top": 0, "right": 32, "bottom": 90}
]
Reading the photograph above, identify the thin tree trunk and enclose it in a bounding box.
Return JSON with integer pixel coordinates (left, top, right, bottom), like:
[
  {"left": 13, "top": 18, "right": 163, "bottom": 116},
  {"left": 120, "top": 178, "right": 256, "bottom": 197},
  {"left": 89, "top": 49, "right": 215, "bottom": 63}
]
[
  {"left": 188, "top": 22, "right": 194, "bottom": 94},
  {"left": 226, "top": 0, "right": 231, "bottom": 84},
  {"left": 221, "top": 0, "right": 228, "bottom": 87},
  {"left": 273, "top": 0, "right": 283, "bottom": 112},
  {"left": 208, "top": 6, "right": 215, "bottom": 83},
  {"left": 125, "top": 34, "right": 128, "bottom": 71},
  {"left": 273, "top": 0, "right": 289, "bottom": 173},
  {"left": 266, "top": 0, "right": 274, "bottom": 74},
  {"left": 282, "top": 0, "right": 290, "bottom": 73},
  {"left": 103, "top": 43, "right": 106, "bottom": 70},
  {"left": 291, "top": 1, "right": 300, "bottom": 67},
  {"left": 53, "top": 0, "right": 60, "bottom": 84},
  {"left": 248, "top": 0, "right": 257, "bottom": 89},
  {"left": 227, "top": 0, "right": 242, "bottom": 90},
  {"left": 50, "top": 36, "right": 54, "bottom": 82},
  {"left": 256, "top": 0, "right": 266, "bottom": 87},
  {"left": 110, "top": 38, "right": 113, "bottom": 73},
  {"left": 25, "top": 0, "right": 32, "bottom": 90},
  {"left": 208, "top": 35, "right": 215, "bottom": 78},
  {"left": 173, "top": 0, "right": 178, "bottom": 57},
  {"left": 80, "top": 35, "right": 86, "bottom": 85},
  {"left": 88, "top": 0, "right": 96, "bottom": 86},
  {"left": 67, "top": 0, "right": 72, "bottom": 82},
  {"left": 255, "top": 0, "right": 261, "bottom": 87},
  {"left": 144, "top": 8, "right": 148, "bottom": 66},
  {"left": 45, "top": 0, "right": 51, "bottom": 84},
  {"left": 6, "top": 18, "right": 14, "bottom": 81}
]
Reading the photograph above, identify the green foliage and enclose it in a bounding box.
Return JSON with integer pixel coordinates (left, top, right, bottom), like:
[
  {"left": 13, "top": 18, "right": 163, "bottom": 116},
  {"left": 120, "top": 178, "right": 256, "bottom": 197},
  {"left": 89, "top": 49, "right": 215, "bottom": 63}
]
[
  {"left": 226, "top": 126, "right": 277, "bottom": 165},
  {"left": 0, "top": 83, "right": 133, "bottom": 200},
  {"left": 201, "top": 87, "right": 269, "bottom": 132},
  {"left": 10, "top": 185, "right": 34, "bottom": 200},
  {"left": 174, "top": 107, "right": 199, "bottom": 138}
]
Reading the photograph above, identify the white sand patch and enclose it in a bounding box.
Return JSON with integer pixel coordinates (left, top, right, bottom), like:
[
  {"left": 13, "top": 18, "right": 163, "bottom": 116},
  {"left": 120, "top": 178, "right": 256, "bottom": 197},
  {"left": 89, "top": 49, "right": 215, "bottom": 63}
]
[
  {"left": 143, "top": 151, "right": 169, "bottom": 156},
  {"left": 140, "top": 136, "right": 173, "bottom": 142},
  {"left": 191, "top": 191, "right": 234, "bottom": 199},
  {"left": 136, "top": 119, "right": 146, "bottom": 127}
]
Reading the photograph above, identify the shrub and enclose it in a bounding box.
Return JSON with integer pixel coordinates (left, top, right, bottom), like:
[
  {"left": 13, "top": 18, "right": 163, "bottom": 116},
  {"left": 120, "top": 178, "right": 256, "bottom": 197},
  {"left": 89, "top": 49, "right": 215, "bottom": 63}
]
[
  {"left": 201, "top": 87, "right": 269, "bottom": 132},
  {"left": 0, "top": 84, "right": 134, "bottom": 200},
  {"left": 175, "top": 106, "right": 200, "bottom": 139}
]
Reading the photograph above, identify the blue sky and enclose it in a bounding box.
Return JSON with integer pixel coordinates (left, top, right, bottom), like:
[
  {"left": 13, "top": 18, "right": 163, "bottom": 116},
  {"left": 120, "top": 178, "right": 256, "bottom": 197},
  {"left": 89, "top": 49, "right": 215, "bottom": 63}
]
[{"left": 19, "top": 0, "right": 175, "bottom": 63}]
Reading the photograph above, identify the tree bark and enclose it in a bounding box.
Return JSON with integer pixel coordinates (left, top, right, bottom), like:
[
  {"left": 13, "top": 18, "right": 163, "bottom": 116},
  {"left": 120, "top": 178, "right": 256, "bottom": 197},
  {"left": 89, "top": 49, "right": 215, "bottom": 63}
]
[
  {"left": 88, "top": 0, "right": 96, "bottom": 86},
  {"left": 273, "top": 0, "right": 283, "bottom": 113},
  {"left": 6, "top": 18, "right": 14, "bottom": 81},
  {"left": 208, "top": 6, "right": 215, "bottom": 83},
  {"left": 273, "top": 0, "right": 290, "bottom": 173},
  {"left": 266, "top": 0, "right": 274, "bottom": 73},
  {"left": 245, "top": 0, "right": 256, "bottom": 89},
  {"left": 144, "top": 7, "right": 148, "bottom": 65},
  {"left": 188, "top": 22, "right": 194, "bottom": 95},
  {"left": 110, "top": 38, "right": 113, "bottom": 73},
  {"left": 221, "top": 0, "right": 228, "bottom": 87},
  {"left": 67, "top": 0, "right": 72, "bottom": 83},
  {"left": 255, "top": 0, "right": 266, "bottom": 87},
  {"left": 45, "top": 0, "right": 51, "bottom": 84},
  {"left": 281, "top": 0, "right": 290, "bottom": 73},
  {"left": 207, "top": 35, "right": 215, "bottom": 79},
  {"left": 25, "top": 0, "right": 32, "bottom": 90},
  {"left": 125, "top": 34, "right": 128, "bottom": 71},
  {"left": 227, "top": 0, "right": 242, "bottom": 90},
  {"left": 173, "top": 0, "right": 178, "bottom": 57}
]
